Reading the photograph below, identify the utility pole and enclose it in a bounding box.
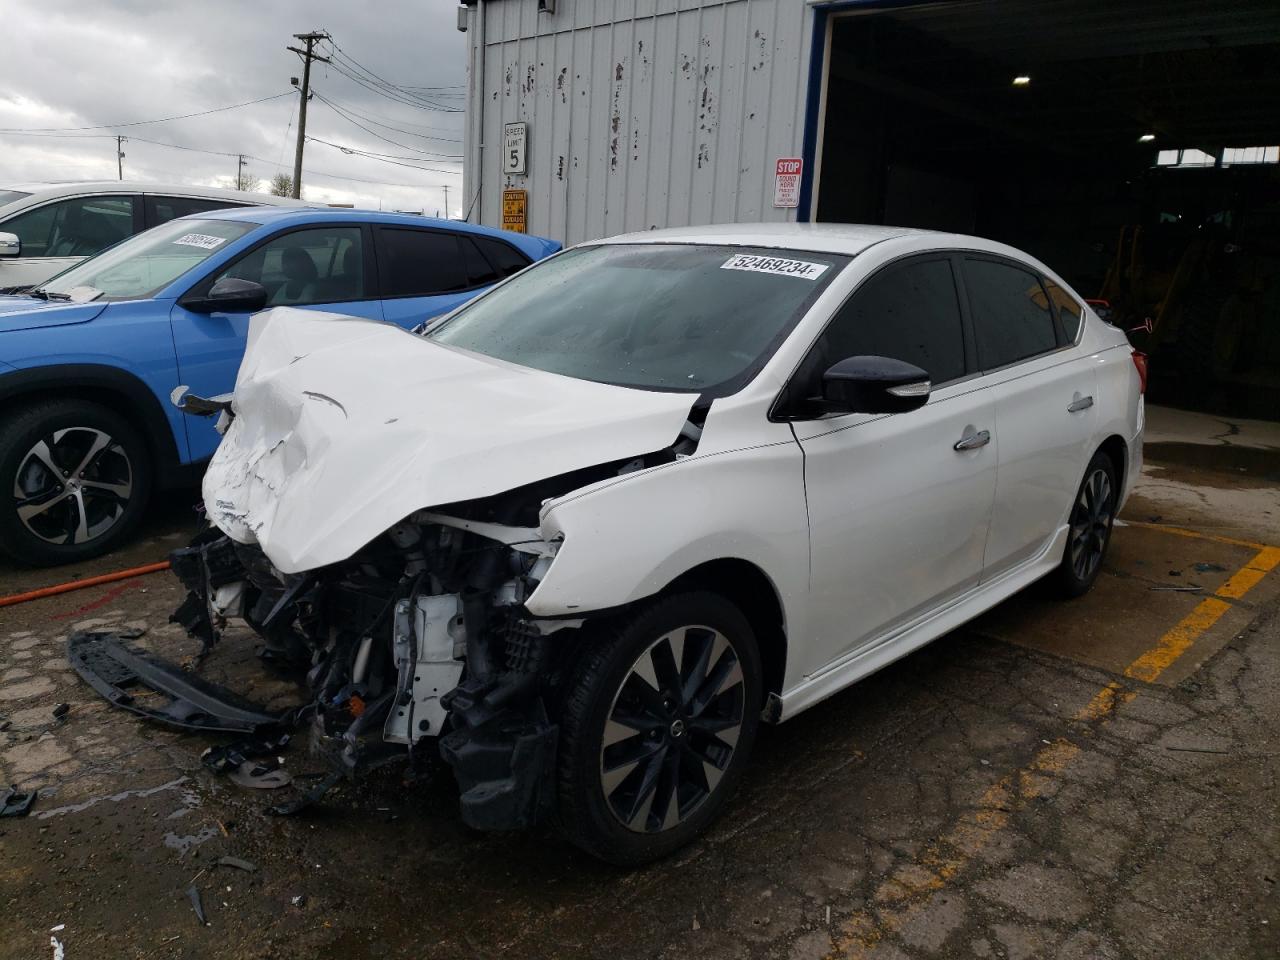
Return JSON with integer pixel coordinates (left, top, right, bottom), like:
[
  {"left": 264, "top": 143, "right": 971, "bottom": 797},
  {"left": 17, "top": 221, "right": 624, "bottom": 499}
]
[
  {"left": 116, "top": 136, "right": 126, "bottom": 180},
  {"left": 287, "top": 30, "right": 330, "bottom": 200},
  {"left": 237, "top": 154, "right": 247, "bottom": 190},
  {"left": 442, "top": 184, "right": 450, "bottom": 219}
]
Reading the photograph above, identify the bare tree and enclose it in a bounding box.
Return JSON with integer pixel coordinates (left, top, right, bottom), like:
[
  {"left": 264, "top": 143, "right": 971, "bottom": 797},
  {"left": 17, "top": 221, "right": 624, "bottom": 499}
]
[
  {"left": 234, "top": 168, "right": 260, "bottom": 193},
  {"left": 269, "top": 173, "right": 294, "bottom": 197}
]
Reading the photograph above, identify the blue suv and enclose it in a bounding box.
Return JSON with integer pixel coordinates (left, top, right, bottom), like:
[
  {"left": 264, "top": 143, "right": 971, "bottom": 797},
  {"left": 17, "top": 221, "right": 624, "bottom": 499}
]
[{"left": 0, "top": 207, "right": 559, "bottom": 565}]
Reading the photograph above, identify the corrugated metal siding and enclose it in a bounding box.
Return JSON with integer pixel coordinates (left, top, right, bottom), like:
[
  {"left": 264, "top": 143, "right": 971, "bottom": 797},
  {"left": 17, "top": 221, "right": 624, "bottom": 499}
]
[{"left": 464, "top": 0, "right": 815, "bottom": 246}]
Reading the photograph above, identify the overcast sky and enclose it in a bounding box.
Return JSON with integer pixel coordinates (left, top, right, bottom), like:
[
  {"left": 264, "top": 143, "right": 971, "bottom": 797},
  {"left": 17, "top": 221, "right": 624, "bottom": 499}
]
[{"left": 0, "top": 0, "right": 467, "bottom": 215}]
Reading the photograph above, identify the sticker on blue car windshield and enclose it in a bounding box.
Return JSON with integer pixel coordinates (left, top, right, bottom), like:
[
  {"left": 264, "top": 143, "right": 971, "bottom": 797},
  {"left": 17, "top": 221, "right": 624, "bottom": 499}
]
[
  {"left": 173, "top": 233, "right": 227, "bottom": 250},
  {"left": 720, "top": 254, "right": 829, "bottom": 280}
]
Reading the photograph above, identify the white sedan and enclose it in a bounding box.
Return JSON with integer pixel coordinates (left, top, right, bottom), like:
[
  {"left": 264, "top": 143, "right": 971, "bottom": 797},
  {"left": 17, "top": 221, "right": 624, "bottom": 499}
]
[{"left": 77, "top": 223, "right": 1145, "bottom": 864}]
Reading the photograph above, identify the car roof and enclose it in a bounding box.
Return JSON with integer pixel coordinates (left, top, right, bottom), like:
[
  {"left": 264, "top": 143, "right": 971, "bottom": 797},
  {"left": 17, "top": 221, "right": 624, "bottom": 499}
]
[
  {"left": 0, "top": 181, "right": 307, "bottom": 205},
  {"left": 188, "top": 206, "right": 535, "bottom": 234},
  {"left": 592, "top": 222, "right": 936, "bottom": 255}
]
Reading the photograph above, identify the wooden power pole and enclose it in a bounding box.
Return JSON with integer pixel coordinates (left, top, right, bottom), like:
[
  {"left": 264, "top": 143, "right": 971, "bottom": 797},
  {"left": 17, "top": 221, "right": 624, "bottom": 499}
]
[
  {"left": 286, "top": 30, "right": 330, "bottom": 200},
  {"left": 116, "top": 136, "right": 126, "bottom": 180}
]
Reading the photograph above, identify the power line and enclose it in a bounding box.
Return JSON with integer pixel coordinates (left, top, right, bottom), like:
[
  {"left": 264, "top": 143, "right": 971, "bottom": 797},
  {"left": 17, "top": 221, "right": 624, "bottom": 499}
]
[
  {"left": 312, "top": 91, "right": 462, "bottom": 157},
  {"left": 323, "top": 59, "right": 460, "bottom": 112},
  {"left": 305, "top": 134, "right": 461, "bottom": 165},
  {"left": 0, "top": 92, "right": 294, "bottom": 134},
  {"left": 5, "top": 130, "right": 457, "bottom": 190},
  {"left": 307, "top": 90, "right": 462, "bottom": 141},
  {"left": 304, "top": 134, "right": 465, "bottom": 174},
  {"left": 324, "top": 41, "right": 463, "bottom": 112}
]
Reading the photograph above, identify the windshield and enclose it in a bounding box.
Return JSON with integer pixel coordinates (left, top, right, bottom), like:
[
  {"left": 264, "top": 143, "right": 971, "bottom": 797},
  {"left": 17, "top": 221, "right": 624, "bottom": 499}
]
[
  {"left": 0, "top": 189, "right": 32, "bottom": 207},
  {"left": 40, "top": 218, "right": 256, "bottom": 302},
  {"left": 425, "top": 243, "right": 849, "bottom": 393}
]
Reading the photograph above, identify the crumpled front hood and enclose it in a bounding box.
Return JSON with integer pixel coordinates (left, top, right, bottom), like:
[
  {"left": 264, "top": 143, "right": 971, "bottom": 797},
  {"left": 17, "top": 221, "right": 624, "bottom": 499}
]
[
  {"left": 0, "top": 296, "right": 107, "bottom": 333},
  {"left": 203, "top": 308, "right": 696, "bottom": 574}
]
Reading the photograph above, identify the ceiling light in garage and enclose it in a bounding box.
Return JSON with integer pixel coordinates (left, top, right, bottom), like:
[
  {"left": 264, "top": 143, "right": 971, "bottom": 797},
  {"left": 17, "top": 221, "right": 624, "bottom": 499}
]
[
  {"left": 1012, "top": 75, "right": 1031, "bottom": 86},
  {"left": 1138, "top": 134, "right": 1156, "bottom": 142}
]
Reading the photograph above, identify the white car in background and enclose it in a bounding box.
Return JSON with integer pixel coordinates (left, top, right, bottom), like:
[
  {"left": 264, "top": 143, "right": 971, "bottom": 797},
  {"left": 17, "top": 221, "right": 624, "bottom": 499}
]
[
  {"left": 72, "top": 223, "right": 1145, "bottom": 865},
  {"left": 0, "top": 181, "right": 307, "bottom": 290}
]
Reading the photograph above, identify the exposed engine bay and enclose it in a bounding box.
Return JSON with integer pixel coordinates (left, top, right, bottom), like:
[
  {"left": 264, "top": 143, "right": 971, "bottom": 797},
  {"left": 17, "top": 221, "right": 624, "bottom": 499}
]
[{"left": 70, "top": 411, "right": 703, "bottom": 830}]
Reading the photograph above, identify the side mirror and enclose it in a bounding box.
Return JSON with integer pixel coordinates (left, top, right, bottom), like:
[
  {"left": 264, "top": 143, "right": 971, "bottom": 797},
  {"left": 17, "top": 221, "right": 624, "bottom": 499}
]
[
  {"left": 821, "top": 355, "right": 931, "bottom": 414},
  {"left": 183, "top": 277, "right": 269, "bottom": 314},
  {"left": 0, "top": 232, "right": 20, "bottom": 258}
]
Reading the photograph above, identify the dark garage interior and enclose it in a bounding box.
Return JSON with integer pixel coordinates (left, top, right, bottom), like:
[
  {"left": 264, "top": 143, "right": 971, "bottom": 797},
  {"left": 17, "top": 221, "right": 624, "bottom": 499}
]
[{"left": 815, "top": 0, "right": 1280, "bottom": 419}]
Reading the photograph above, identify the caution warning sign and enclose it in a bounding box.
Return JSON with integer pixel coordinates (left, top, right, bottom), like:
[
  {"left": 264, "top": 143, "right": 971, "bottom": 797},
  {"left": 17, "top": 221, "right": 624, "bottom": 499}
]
[{"left": 502, "top": 189, "right": 528, "bottom": 233}]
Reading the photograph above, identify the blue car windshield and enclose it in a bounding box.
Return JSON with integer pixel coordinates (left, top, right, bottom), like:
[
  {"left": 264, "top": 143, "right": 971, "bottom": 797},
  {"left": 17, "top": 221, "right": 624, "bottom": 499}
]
[
  {"left": 40, "top": 218, "right": 256, "bottom": 302},
  {"left": 426, "top": 243, "right": 849, "bottom": 394}
]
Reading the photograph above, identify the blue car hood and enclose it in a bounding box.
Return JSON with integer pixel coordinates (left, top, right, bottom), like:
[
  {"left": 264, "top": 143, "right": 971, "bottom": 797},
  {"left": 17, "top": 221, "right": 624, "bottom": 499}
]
[{"left": 0, "top": 296, "right": 108, "bottom": 333}]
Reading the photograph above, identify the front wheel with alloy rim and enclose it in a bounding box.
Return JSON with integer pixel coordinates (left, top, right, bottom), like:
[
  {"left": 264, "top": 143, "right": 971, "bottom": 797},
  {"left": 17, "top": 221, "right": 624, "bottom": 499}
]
[
  {"left": 557, "top": 591, "right": 763, "bottom": 865},
  {"left": 0, "top": 399, "right": 152, "bottom": 566},
  {"left": 1053, "top": 449, "right": 1118, "bottom": 598}
]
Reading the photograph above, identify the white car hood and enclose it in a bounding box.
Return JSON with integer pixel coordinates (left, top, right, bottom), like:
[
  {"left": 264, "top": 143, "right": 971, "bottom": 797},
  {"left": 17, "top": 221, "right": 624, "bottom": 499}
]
[{"left": 202, "top": 308, "right": 696, "bottom": 573}]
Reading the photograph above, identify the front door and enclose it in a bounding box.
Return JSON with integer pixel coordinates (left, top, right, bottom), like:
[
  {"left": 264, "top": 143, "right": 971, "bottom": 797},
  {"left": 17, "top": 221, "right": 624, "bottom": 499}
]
[
  {"left": 170, "top": 224, "right": 382, "bottom": 461},
  {"left": 792, "top": 256, "right": 997, "bottom": 676}
]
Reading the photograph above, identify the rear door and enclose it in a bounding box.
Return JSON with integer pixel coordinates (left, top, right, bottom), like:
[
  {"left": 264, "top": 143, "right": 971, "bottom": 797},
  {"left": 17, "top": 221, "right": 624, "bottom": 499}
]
[
  {"left": 961, "top": 256, "right": 1098, "bottom": 579},
  {"left": 793, "top": 255, "right": 998, "bottom": 674},
  {"left": 170, "top": 223, "right": 383, "bottom": 461},
  {"left": 375, "top": 227, "right": 530, "bottom": 330}
]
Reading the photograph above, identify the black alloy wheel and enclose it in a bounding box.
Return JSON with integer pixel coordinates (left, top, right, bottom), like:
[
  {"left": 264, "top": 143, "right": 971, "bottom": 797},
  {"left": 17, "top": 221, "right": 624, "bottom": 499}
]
[
  {"left": 558, "top": 591, "right": 762, "bottom": 865},
  {"left": 1054, "top": 449, "right": 1118, "bottom": 598}
]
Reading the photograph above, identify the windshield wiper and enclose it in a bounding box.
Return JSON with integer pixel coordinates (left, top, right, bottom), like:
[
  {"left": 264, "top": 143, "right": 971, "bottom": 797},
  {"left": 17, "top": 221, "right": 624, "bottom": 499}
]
[{"left": 28, "top": 287, "right": 72, "bottom": 301}]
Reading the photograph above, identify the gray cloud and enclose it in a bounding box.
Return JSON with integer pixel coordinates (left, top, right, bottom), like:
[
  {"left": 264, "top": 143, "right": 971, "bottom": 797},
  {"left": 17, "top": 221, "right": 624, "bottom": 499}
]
[{"left": 0, "top": 0, "right": 466, "bottom": 214}]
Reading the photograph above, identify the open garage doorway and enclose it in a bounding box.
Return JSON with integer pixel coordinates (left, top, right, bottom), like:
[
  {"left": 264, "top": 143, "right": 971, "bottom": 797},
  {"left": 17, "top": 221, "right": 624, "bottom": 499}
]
[{"left": 811, "top": 0, "right": 1280, "bottom": 419}]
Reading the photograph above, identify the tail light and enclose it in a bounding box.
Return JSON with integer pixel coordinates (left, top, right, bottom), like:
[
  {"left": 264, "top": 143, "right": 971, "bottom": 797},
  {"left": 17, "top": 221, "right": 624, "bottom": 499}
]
[{"left": 1131, "top": 350, "right": 1148, "bottom": 394}]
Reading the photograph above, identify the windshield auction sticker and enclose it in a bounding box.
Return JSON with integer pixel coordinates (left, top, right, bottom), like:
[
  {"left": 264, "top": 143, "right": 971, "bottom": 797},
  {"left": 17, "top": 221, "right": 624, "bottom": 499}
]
[
  {"left": 173, "top": 233, "right": 227, "bottom": 250},
  {"left": 720, "top": 254, "right": 829, "bottom": 280}
]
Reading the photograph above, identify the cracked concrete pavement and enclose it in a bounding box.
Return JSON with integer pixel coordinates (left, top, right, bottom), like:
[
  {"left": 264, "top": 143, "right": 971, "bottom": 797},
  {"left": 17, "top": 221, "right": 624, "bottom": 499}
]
[{"left": 0, "top": 405, "right": 1277, "bottom": 959}]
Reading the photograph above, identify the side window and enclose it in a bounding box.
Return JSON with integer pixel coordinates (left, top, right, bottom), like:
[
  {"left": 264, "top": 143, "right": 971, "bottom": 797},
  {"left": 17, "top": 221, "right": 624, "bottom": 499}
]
[
  {"left": 1043, "top": 279, "right": 1083, "bottom": 342},
  {"left": 965, "top": 259, "right": 1058, "bottom": 369},
  {"left": 2, "top": 196, "right": 134, "bottom": 258},
  {"left": 146, "top": 196, "right": 245, "bottom": 226},
  {"left": 472, "top": 235, "right": 531, "bottom": 279},
  {"left": 818, "top": 258, "right": 967, "bottom": 385},
  {"left": 212, "top": 227, "right": 364, "bottom": 306},
  {"left": 375, "top": 228, "right": 467, "bottom": 297},
  {"left": 460, "top": 236, "right": 501, "bottom": 287}
]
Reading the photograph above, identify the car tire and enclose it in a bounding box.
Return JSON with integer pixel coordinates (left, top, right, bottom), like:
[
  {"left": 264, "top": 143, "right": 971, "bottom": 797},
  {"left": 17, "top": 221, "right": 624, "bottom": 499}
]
[
  {"left": 0, "top": 399, "right": 153, "bottom": 567},
  {"left": 556, "top": 591, "right": 763, "bottom": 866},
  {"left": 1052, "top": 449, "right": 1118, "bottom": 599}
]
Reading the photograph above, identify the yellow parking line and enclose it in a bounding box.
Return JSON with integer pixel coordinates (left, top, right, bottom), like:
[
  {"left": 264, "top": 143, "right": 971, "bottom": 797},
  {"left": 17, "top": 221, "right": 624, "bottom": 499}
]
[
  {"left": 827, "top": 536, "right": 1279, "bottom": 959},
  {"left": 1125, "top": 544, "right": 1280, "bottom": 683},
  {"left": 1124, "top": 520, "right": 1267, "bottom": 552}
]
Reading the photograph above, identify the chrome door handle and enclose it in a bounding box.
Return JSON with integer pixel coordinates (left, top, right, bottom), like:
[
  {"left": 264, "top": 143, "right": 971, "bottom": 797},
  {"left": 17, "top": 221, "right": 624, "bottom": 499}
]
[
  {"left": 953, "top": 429, "right": 991, "bottom": 451},
  {"left": 1067, "top": 395, "right": 1094, "bottom": 413}
]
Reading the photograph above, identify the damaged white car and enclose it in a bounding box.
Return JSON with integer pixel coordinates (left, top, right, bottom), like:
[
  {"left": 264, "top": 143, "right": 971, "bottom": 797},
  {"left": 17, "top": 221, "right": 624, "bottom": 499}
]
[{"left": 69, "top": 224, "right": 1144, "bottom": 864}]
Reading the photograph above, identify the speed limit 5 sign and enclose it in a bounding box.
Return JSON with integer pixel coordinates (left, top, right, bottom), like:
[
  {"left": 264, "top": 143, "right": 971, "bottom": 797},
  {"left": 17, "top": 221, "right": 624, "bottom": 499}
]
[{"left": 503, "top": 122, "right": 528, "bottom": 175}]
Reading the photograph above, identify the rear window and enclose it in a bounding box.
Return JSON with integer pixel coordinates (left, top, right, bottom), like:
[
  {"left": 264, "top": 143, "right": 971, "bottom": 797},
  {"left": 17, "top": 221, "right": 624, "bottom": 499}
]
[
  {"left": 472, "top": 235, "right": 530, "bottom": 278},
  {"left": 147, "top": 195, "right": 246, "bottom": 225},
  {"left": 1044, "top": 279, "right": 1084, "bottom": 341},
  {"left": 375, "top": 228, "right": 467, "bottom": 297},
  {"left": 0, "top": 189, "right": 32, "bottom": 206}
]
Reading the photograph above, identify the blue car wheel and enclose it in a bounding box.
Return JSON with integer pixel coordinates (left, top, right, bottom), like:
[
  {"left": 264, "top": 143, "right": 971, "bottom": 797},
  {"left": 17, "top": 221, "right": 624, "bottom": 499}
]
[{"left": 0, "top": 399, "right": 153, "bottom": 566}]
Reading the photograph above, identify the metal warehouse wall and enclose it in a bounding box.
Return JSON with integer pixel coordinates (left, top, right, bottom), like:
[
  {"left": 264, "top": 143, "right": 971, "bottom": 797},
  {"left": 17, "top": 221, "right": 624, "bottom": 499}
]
[{"left": 462, "top": 0, "right": 815, "bottom": 246}]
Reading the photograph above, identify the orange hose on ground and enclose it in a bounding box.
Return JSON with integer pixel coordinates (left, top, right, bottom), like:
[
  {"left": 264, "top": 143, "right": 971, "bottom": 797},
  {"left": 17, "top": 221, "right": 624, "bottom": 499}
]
[{"left": 0, "top": 560, "right": 171, "bottom": 609}]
